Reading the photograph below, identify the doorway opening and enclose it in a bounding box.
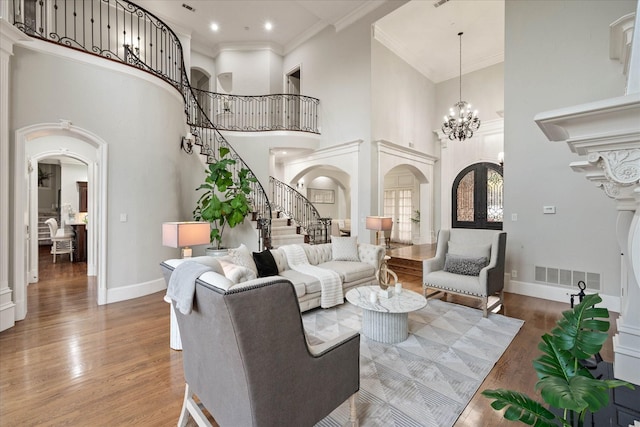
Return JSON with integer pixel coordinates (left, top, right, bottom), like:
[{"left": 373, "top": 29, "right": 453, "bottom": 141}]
[
  {"left": 286, "top": 66, "right": 301, "bottom": 129},
  {"left": 452, "top": 162, "right": 503, "bottom": 229}
]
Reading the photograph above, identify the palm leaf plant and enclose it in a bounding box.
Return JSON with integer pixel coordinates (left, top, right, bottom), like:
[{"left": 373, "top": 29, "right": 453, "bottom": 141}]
[
  {"left": 482, "top": 293, "right": 633, "bottom": 427},
  {"left": 193, "top": 146, "right": 257, "bottom": 249}
]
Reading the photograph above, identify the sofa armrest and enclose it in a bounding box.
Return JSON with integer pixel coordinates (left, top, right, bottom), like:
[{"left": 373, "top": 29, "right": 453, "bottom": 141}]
[
  {"left": 423, "top": 256, "right": 445, "bottom": 276},
  {"left": 357, "top": 243, "right": 385, "bottom": 269}
]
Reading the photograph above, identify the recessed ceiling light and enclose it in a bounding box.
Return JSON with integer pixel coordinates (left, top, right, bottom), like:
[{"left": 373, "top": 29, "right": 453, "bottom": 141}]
[
  {"left": 264, "top": 21, "right": 273, "bottom": 31},
  {"left": 210, "top": 22, "right": 219, "bottom": 32},
  {"left": 282, "top": 151, "right": 287, "bottom": 155}
]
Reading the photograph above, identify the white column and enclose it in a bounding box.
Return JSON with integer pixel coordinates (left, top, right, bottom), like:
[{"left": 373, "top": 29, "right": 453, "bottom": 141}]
[{"left": 0, "top": 20, "right": 29, "bottom": 331}]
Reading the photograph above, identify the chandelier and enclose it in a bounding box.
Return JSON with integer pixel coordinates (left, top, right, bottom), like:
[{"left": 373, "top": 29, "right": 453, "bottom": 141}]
[{"left": 442, "top": 32, "right": 481, "bottom": 141}]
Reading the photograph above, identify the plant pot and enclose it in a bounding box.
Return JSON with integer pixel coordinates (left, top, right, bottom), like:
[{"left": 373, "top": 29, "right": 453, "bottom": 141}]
[{"left": 205, "top": 248, "right": 229, "bottom": 257}]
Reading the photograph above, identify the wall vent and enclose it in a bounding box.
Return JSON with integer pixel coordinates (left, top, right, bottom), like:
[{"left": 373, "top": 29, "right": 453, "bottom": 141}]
[
  {"left": 534, "top": 265, "right": 601, "bottom": 290},
  {"left": 182, "top": 3, "right": 196, "bottom": 12}
]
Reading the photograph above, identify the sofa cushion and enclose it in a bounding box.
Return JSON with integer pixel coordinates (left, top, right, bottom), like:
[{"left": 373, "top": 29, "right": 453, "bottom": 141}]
[
  {"left": 424, "top": 270, "right": 484, "bottom": 296},
  {"left": 278, "top": 270, "right": 319, "bottom": 295},
  {"left": 318, "top": 261, "right": 375, "bottom": 283},
  {"left": 444, "top": 254, "right": 488, "bottom": 276},
  {"left": 302, "top": 244, "right": 332, "bottom": 265},
  {"left": 228, "top": 244, "right": 258, "bottom": 275},
  {"left": 330, "top": 236, "right": 360, "bottom": 261},
  {"left": 253, "top": 250, "right": 279, "bottom": 278}
]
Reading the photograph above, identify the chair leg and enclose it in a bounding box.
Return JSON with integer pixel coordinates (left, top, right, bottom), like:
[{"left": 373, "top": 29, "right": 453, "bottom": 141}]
[
  {"left": 349, "top": 392, "right": 358, "bottom": 427},
  {"left": 178, "top": 383, "right": 212, "bottom": 427},
  {"left": 482, "top": 296, "right": 488, "bottom": 318}
]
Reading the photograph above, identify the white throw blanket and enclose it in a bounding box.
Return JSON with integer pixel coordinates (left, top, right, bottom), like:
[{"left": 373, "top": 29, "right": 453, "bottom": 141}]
[
  {"left": 280, "top": 244, "right": 343, "bottom": 308},
  {"left": 166, "top": 261, "right": 212, "bottom": 315}
]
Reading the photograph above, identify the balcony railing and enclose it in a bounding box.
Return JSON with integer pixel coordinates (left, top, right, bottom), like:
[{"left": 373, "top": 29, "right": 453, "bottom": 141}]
[
  {"left": 269, "top": 177, "right": 331, "bottom": 244},
  {"left": 191, "top": 89, "right": 320, "bottom": 134}
]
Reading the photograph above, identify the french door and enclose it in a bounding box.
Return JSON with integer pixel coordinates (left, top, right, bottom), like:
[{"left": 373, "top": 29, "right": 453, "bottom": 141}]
[
  {"left": 452, "top": 162, "right": 503, "bottom": 230},
  {"left": 383, "top": 189, "right": 413, "bottom": 244}
]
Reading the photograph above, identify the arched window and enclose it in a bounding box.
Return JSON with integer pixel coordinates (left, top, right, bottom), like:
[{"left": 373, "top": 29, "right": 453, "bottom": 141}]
[{"left": 452, "top": 162, "right": 503, "bottom": 230}]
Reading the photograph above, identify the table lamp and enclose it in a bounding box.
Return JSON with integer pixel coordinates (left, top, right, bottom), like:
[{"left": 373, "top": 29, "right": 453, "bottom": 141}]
[
  {"left": 365, "top": 216, "right": 393, "bottom": 246},
  {"left": 162, "top": 221, "right": 210, "bottom": 258}
]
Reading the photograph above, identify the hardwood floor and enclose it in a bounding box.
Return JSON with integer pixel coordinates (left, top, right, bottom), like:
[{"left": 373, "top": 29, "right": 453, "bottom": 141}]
[{"left": 0, "top": 245, "right": 618, "bottom": 426}]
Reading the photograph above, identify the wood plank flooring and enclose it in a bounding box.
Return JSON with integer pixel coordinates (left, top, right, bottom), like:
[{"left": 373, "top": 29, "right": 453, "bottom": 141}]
[{"left": 0, "top": 245, "right": 618, "bottom": 426}]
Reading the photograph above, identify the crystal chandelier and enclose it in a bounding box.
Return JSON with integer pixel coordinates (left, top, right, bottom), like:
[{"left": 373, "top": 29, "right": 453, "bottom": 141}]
[{"left": 442, "top": 32, "right": 481, "bottom": 141}]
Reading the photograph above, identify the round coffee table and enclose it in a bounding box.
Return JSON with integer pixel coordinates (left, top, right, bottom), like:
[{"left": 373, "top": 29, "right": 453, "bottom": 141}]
[{"left": 345, "top": 286, "right": 427, "bottom": 344}]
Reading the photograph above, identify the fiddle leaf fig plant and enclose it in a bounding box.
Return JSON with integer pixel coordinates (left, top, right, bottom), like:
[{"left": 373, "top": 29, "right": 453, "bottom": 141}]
[
  {"left": 193, "top": 146, "right": 257, "bottom": 249},
  {"left": 482, "top": 293, "right": 633, "bottom": 427}
]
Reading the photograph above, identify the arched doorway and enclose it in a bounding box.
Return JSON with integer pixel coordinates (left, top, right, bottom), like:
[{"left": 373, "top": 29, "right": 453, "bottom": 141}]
[
  {"left": 452, "top": 162, "right": 503, "bottom": 230},
  {"left": 14, "top": 121, "right": 108, "bottom": 320}
]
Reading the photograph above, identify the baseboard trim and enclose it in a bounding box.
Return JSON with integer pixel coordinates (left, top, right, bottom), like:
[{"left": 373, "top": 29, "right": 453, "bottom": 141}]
[
  {"left": 505, "top": 280, "right": 620, "bottom": 313},
  {"left": 106, "top": 277, "right": 166, "bottom": 304}
]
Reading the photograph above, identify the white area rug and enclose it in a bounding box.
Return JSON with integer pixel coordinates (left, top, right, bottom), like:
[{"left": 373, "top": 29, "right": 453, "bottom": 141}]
[{"left": 304, "top": 298, "right": 524, "bottom": 427}]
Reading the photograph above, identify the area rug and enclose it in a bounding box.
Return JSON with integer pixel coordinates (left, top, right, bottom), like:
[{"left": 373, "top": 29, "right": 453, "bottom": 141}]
[{"left": 303, "top": 298, "right": 524, "bottom": 427}]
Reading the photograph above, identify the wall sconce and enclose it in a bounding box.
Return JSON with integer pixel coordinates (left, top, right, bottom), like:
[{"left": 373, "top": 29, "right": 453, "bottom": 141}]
[
  {"left": 498, "top": 151, "right": 504, "bottom": 167},
  {"left": 181, "top": 132, "right": 196, "bottom": 154},
  {"left": 162, "top": 221, "right": 211, "bottom": 258},
  {"left": 296, "top": 179, "right": 304, "bottom": 190}
]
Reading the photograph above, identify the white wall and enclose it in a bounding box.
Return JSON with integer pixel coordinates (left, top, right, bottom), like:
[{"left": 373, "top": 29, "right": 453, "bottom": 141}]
[
  {"left": 504, "top": 0, "right": 637, "bottom": 301},
  {"left": 436, "top": 62, "right": 504, "bottom": 125},
  {"left": 282, "top": 1, "right": 407, "bottom": 238},
  {"left": 216, "top": 48, "right": 282, "bottom": 95},
  {"left": 60, "top": 161, "right": 88, "bottom": 216},
  {"left": 10, "top": 45, "right": 190, "bottom": 296},
  {"left": 191, "top": 50, "right": 216, "bottom": 91},
  {"left": 372, "top": 40, "right": 438, "bottom": 156}
]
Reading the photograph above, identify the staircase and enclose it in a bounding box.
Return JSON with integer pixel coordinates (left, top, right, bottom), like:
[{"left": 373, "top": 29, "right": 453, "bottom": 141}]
[{"left": 270, "top": 212, "right": 306, "bottom": 248}]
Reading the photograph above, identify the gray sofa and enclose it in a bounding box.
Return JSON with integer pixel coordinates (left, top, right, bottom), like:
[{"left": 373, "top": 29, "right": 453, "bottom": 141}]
[{"left": 161, "top": 242, "right": 385, "bottom": 312}]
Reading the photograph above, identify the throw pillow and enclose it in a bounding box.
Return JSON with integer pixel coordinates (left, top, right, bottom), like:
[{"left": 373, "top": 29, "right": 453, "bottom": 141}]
[
  {"left": 228, "top": 243, "right": 258, "bottom": 276},
  {"left": 444, "top": 254, "right": 488, "bottom": 276},
  {"left": 252, "top": 250, "right": 279, "bottom": 278},
  {"left": 218, "top": 258, "right": 258, "bottom": 284},
  {"left": 331, "top": 235, "right": 359, "bottom": 261},
  {"left": 448, "top": 241, "right": 491, "bottom": 259}
]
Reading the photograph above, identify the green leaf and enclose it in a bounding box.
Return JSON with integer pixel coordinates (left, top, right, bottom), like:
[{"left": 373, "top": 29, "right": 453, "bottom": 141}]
[
  {"left": 551, "top": 294, "right": 609, "bottom": 360},
  {"left": 481, "top": 389, "right": 559, "bottom": 426}
]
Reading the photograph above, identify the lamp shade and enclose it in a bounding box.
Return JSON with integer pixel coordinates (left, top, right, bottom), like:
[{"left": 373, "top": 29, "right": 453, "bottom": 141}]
[
  {"left": 162, "top": 222, "right": 210, "bottom": 248},
  {"left": 365, "top": 216, "right": 393, "bottom": 231}
]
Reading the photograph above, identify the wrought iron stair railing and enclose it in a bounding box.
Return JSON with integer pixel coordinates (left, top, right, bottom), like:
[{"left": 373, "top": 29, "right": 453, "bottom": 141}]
[
  {"left": 269, "top": 177, "right": 332, "bottom": 244},
  {"left": 9, "top": 0, "right": 273, "bottom": 248}
]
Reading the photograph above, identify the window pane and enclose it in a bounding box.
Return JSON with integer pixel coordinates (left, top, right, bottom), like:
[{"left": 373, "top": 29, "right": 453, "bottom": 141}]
[
  {"left": 487, "top": 169, "right": 504, "bottom": 222},
  {"left": 457, "top": 171, "right": 474, "bottom": 222}
]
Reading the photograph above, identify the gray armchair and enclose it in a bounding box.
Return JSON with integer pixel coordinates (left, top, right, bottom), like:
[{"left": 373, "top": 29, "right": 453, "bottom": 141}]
[
  {"left": 172, "top": 276, "right": 360, "bottom": 427},
  {"left": 423, "top": 229, "right": 507, "bottom": 317}
]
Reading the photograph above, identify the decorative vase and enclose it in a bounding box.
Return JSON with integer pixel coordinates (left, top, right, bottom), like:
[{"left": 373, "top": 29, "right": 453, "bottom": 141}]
[{"left": 205, "top": 248, "right": 228, "bottom": 257}]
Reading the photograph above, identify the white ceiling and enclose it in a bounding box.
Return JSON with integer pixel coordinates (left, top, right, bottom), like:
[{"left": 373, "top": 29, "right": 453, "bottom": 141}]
[{"left": 134, "top": 0, "right": 504, "bottom": 84}]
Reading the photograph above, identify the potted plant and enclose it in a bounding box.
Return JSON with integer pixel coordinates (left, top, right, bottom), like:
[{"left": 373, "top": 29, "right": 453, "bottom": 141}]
[
  {"left": 193, "top": 146, "right": 257, "bottom": 253},
  {"left": 482, "top": 293, "right": 633, "bottom": 427},
  {"left": 411, "top": 209, "right": 420, "bottom": 244}
]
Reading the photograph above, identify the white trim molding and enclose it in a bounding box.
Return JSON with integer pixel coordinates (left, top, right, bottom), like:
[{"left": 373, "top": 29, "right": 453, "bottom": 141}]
[
  {"left": 14, "top": 121, "right": 109, "bottom": 321},
  {"left": 535, "top": 91, "right": 640, "bottom": 385},
  {"left": 376, "top": 140, "right": 438, "bottom": 243}
]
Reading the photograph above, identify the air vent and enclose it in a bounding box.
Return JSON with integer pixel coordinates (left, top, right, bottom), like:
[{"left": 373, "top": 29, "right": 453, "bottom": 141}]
[
  {"left": 534, "top": 266, "right": 600, "bottom": 290},
  {"left": 433, "top": 0, "right": 450, "bottom": 8},
  {"left": 182, "top": 3, "right": 196, "bottom": 12}
]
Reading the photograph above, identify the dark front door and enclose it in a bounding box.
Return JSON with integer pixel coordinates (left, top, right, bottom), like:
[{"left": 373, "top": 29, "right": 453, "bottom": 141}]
[{"left": 452, "top": 162, "right": 503, "bottom": 230}]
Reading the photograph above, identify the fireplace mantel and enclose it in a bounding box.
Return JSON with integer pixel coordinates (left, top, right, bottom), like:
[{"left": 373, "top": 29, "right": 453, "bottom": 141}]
[{"left": 535, "top": 92, "right": 640, "bottom": 385}]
